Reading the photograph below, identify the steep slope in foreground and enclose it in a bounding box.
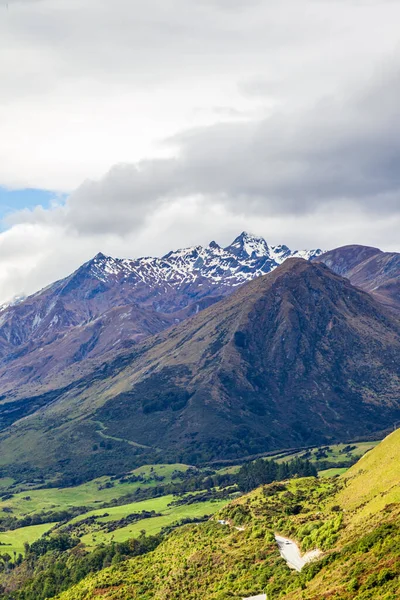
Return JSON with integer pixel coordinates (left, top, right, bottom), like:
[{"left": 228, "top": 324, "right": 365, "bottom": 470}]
[
  {"left": 0, "top": 258, "right": 399, "bottom": 483},
  {"left": 56, "top": 432, "right": 400, "bottom": 600},
  {"left": 314, "top": 244, "right": 400, "bottom": 311},
  {"left": 282, "top": 429, "right": 400, "bottom": 599},
  {"left": 336, "top": 427, "right": 400, "bottom": 523}
]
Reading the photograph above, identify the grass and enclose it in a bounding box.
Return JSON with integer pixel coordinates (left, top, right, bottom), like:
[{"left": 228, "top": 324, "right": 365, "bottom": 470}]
[
  {"left": 55, "top": 433, "right": 400, "bottom": 600},
  {"left": 0, "top": 440, "right": 381, "bottom": 567},
  {"left": 70, "top": 495, "right": 175, "bottom": 524},
  {"left": 337, "top": 429, "right": 400, "bottom": 522},
  {"left": 0, "top": 489, "right": 231, "bottom": 556},
  {"left": 218, "top": 441, "right": 380, "bottom": 472},
  {"left": 54, "top": 477, "right": 343, "bottom": 600},
  {"left": 0, "top": 464, "right": 233, "bottom": 558},
  {"left": 318, "top": 467, "right": 348, "bottom": 478},
  {"left": 79, "top": 498, "right": 229, "bottom": 548},
  {"left": 0, "top": 478, "right": 15, "bottom": 493},
  {"left": 0, "top": 464, "right": 189, "bottom": 518},
  {"left": 0, "top": 523, "right": 56, "bottom": 556},
  {"left": 0, "top": 440, "right": 378, "bottom": 518},
  {"left": 276, "top": 441, "right": 380, "bottom": 464},
  {"left": 1, "top": 434, "right": 398, "bottom": 600}
]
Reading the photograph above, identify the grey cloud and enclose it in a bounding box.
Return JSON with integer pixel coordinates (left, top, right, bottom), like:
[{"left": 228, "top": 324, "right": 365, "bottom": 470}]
[
  {"left": 64, "top": 160, "right": 183, "bottom": 235},
  {"left": 198, "top": 0, "right": 263, "bottom": 9},
  {"left": 13, "top": 57, "right": 400, "bottom": 239},
  {"left": 176, "top": 64, "right": 400, "bottom": 212},
  {"left": 2, "top": 0, "right": 400, "bottom": 191},
  {"left": 238, "top": 78, "right": 282, "bottom": 98},
  {"left": 1, "top": 1, "right": 44, "bottom": 4},
  {"left": 0, "top": 0, "right": 324, "bottom": 94}
]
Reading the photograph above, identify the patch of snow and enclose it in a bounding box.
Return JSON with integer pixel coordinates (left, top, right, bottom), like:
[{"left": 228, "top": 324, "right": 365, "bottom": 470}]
[{"left": 32, "top": 313, "right": 42, "bottom": 329}]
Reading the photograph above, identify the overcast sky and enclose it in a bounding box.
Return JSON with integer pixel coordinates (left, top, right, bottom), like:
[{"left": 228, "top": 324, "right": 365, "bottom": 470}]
[{"left": 0, "top": 0, "right": 399, "bottom": 303}]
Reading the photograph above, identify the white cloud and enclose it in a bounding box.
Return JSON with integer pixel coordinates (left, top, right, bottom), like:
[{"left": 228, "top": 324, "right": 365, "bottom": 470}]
[
  {"left": 1, "top": 0, "right": 400, "bottom": 189},
  {"left": 0, "top": 0, "right": 399, "bottom": 303}
]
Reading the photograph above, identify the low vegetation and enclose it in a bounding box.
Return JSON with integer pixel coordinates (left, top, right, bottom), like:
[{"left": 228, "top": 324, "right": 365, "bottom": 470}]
[{"left": 0, "top": 437, "right": 391, "bottom": 599}]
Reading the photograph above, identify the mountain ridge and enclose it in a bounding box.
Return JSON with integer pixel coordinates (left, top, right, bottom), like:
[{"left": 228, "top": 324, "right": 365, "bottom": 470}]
[
  {"left": 314, "top": 244, "right": 400, "bottom": 311},
  {"left": 0, "top": 232, "right": 322, "bottom": 395},
  {"left": 0, "top": 258, "right": 399, "bottom": 484}
]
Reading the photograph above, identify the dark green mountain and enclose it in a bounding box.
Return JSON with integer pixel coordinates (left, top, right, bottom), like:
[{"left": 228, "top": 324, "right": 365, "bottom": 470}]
[{"left": 0, "top": 258, "right": 399, "bottom": 484}]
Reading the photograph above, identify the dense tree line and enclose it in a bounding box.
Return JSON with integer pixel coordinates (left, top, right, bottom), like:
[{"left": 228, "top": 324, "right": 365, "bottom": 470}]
[
  {"left": 237, "top": 457, "right": 317, "bottom": 492},
  {"left": 0, "top": 455, "right": 319, "bottom": 598},
  {"left": 95, "top": 458, "right": 316, "bottom": 507},
  {"left": 98, "top": 469, "right": 237, "bottom": 508},
  {"left": 60, "top": 510, "right": 161, "bottom": 537},
  {"left": 169, "top": 488, "right": 233, "bottom": 507}
]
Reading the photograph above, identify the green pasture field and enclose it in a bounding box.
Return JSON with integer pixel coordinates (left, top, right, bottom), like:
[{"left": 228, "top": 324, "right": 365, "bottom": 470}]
[
  {"left": 69, "top": 494, "right": 175, "bottom": 525},
  {"left": 78, "top": 497, "right": 230, "bottom": 548},
  {"left": 275, "top": 440, "right": 380, "bottom": 464},
  {"left": 318, "top": 467, "right": 348, "bottom": 478},
  {"left": 0, "top": 464, "right": 190, "bottom": 518},
  {"left": 0, "top": 442, "right": 379, "bottom": 559},
  {"left": 0, "top": 464, "right": 231, "bottom": 557},
  {"left": 0, "top": 492, "right": 230, "bottom": 557},
  {"left": 0, "top": 523, "right": 56, "bottom": 556}
]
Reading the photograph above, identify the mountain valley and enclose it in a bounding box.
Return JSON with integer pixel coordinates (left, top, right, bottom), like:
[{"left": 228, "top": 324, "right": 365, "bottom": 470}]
[
  {"left": 1, "top": 428, "right": 397, "bottom": 600},
  {"left": 55, "top": 429, "right": 400, "bottom": 600},
  {"left": 0, "top": 232, "right": 398, "bottom": 599},
  {"left": 0, "top": 254, "right": 399, "bottom": 484}
]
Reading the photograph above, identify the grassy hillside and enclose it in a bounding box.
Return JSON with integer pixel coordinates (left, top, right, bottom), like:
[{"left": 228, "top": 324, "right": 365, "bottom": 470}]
[
  {"left": 281, "top": 430, "right": 400, "bottom": 599},
  {"left": 54, "top": 479, "right": 335, "bottom": 600},
  {"left": 337, "top": 429, "right": 400, "bottom": 520},
  {"left": 0, "top": 451, "right": 322, "bottom": 564},
  {"left": 0, "top": 464, "right": 189, "bottom": 518},
  {"left": 0, "top": 523, "right": 56, "bottom": 556},
  {"left": 0, "top": 464, "right": 199, "bottom": 555},
  {"left": 65, "top": 495, "right": 229, "bottom": 548},
  {"left": 52, "top": 431, "right": 400, "bottom": 600}
]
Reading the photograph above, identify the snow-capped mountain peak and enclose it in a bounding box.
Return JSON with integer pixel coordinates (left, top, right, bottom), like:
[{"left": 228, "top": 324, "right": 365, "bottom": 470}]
[
  {"left": 76, "top": 232, "right": 323, "bottom": 289},
  {"left": 226, "top": 231, "right": 270, "bottom": 258},
  {"left": 99, "top": 233, "right": 317, "bottom": 294},
  {"left": 0, "top": 233, "right": 323, "bottom": 359}
]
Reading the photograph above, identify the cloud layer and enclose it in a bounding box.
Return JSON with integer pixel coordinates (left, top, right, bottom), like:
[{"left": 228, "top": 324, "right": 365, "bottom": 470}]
[{"left": 0, "top": 0, "right": 399, "bottom": 302}]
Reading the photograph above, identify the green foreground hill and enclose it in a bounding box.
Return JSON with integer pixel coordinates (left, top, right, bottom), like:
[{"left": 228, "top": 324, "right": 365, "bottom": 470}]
[{"left": 53, "top": 430, "right": 400, "bottom": 600}]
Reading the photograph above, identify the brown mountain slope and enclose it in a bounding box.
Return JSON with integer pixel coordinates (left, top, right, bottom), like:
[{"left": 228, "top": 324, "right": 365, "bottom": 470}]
[
  {"left": 0, "top": 233, "right": 318, "bottom": 396},
  {"left": 0, "top": 258, "right": 399, "bottom": 482},
  {"left": 314, "top": 244, "right": 400, "bottom": 311},
  {"left": 92, "top": 258, "right": 400, "bottom": 457}
]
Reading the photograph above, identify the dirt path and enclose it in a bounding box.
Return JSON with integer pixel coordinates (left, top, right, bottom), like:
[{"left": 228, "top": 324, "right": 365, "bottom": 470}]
[
  {"left": 92, "top": 420, "right": 155, "bottom": 449},
  {"left": 275, "top": 534, "right": 321, "bottom": 571}
]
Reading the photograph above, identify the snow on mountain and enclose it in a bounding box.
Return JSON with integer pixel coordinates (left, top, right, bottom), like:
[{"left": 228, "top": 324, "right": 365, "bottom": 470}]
[
  {"left": 0, "top": 295, "right": 26, "bottom": 313},
  {"left": 82, "top": 232, "right": 323, "bottom": 290},
  {"left": 0, "top": 232, "right": 323, "bottom": 370}
]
